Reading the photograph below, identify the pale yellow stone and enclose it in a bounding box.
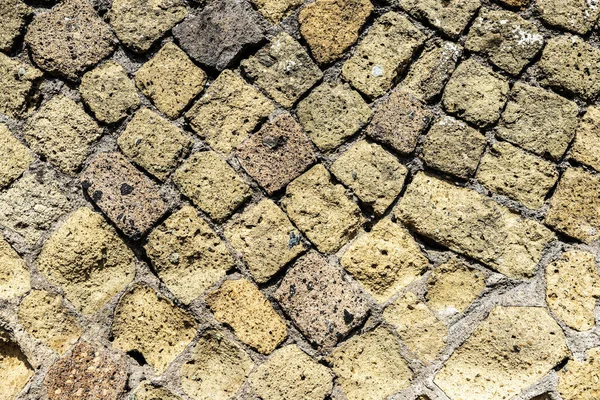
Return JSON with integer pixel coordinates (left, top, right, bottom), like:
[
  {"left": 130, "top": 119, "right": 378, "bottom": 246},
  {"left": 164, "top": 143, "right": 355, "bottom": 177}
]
[
  {"left": 571, "top": 106, "right": 600, "bottom": 172},
  {"left": 0, "top": 124, "right": 33, "bottom": 189},
  {"left": 558, "top": 347, "right": 600, "bottom": 400},
  {"left": 251, "top": 0, "right": 303, "bottom": 23},
  {"left": 133, "top": 381, "right": 181, "bottom": 400},
  {"left": 0, "top": 329, "right": 33, "bottom": 400},
  {"left": 0, "top": 53, "right": 42, "bottom": 119},
  {"left": 0, "top": 237, "right": 30, "bottom": 300}
]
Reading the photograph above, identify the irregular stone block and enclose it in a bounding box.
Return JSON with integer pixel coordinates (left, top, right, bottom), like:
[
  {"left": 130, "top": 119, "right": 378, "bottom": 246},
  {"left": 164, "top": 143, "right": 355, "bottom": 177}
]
[
  {"left": 536, "top": 0, "right": 600, "bottom": 35},
  {"left": 250, "top": 0, "right": 303, "bottom": 23},
  {"left": 133, "top": 382, "right": 181, "bottom": 400},
  {"left": 0, "top": 237, "right": 30, "bottom": 301},
  {"left": 0, "top": 0, "right": 32, "bottom": 52},
  {"left": 0, "top": 124, "right": 33, "bottom": 189},
  {"left": 558, "top": 347, "right": 600, "bottom": 400},
  {"left": 0, "top": 329, "right": 33, "bottom": 400},
  {"left": 399, "top": 0, "right": 481, "bottom": 38},
  {"left": 570, "top": 106, "right": 600, "bottom": 172},
  {"left": 0, "top": 53, "right": 43, "bottom": 119}
]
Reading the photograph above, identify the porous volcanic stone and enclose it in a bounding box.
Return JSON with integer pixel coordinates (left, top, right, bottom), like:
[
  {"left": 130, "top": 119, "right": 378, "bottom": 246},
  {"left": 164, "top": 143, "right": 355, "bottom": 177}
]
[
  {"left": 498, "top": 0, "right": 529, "bottom": 6},
  {"left": 0, "top": 124, "right": 33, "bottom": 189},
  {"left": 536, "top": 0, "right": 600, "bottom": 35},
  {"left": 250, "top": 0, "right": 303, "bottom": 23},
  {"left": 0, "top": 329, "right": 33, "bottom": 400},
  {"left": 399, "top": 0, "right": 481, "bottom": 38},
  {"left": 0, "top": 237, "right": 30, "bottom": 300},
  {"left": 0, "top": 53, "right": 43, "bottom": 119},
  {"left": 558, "top": 347, "right": 600, "bottom": 400},
  {"left": 0, "top": 0, "right": 32, "bottom": 52},
  {"left": 571, "top": 106, "right": 600, "bottom": 172},
  {"left": 133, "top": 382, "right": 181, "bottom": 400}
]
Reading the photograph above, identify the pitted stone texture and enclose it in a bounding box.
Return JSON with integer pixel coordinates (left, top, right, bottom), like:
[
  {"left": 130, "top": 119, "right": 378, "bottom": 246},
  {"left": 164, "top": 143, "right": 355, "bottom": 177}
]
[
  {"left": 466, "top": 8, "right": 544, "bottom": 75},
  {"left": 421, "top": 116, "right": 486, "bottom": 179},
  {"left": 113, "top": 285, "right": 197, "bottom": 373},
  {"left": 249, "top": 345, "right": 334, "bottom": 400},
  {"left": 0, "top": 0, "right": 32, "bottom": 52},
  {"left": 173, "top": 151, "right": 251, "bottom": 222},
  {"left": 298, "top": 0, "right": 373, "bottom": 65},
  {"left": 118, "top": 108, "right": 192, "bottom": 181},
  {"left": 497, "top": 82, "right": 579, "bottom": 160},
  {"left": 236, "top": 114, "right": 316, "bottom": 194},
  {"left": 571, "top": 106, "right": 600, "bottom": 172},
  {"left": 18, "top": 290, "right": 81, "bottom": 354},
  {"left": 25, "top": 0, "right": 116, "bottom": 80},
  {"left": 180, "top": 329, "right": 254, "bottom": 400},
  {"left": 499, "top": 0, "right": 530, "bottom": 6},
  {"left": 297, "top": 82, "right": 372, "bottom": 152},
  {"left": 396, "top": 173, "right": 555, "bottom": 279},
  {"left": 282, "top": 164, "right": 364, "bottom": 254},
  {"left": 37, "top": 207, "right": 135, "bottom": 314},
  {"left": 250, "top": 0, "right": 303, "bottom": 23},
  {"left": 342, "top": 12, "right": 425, "bottom": 98},
  {"left": 225, "top": 199, "right": 303, "bottom": 283},
  {"left": 443, "top": 59, "right": 509, "bottom": 128},
  {"left": 0, "top": 237, "right": 30, "bottom": 300},
  {"left": 399, "top": 0, "right": 481, "bottom": 38},
  {"left": 241, "top": 32, "right": 322, "bottom": 108},
  {"left": 341, "top": 219, "right": 429, "bottom": 303},
  {"left": 0, "top": 124, "right": 33, "bottom": 189},
  {"left": 0, "top": 53, "right": 42, "bottom": 120},
  {"left": 108, "top": 0, "right": 187, "bottom": 53},
  {"left": 81, "top": 152, "right": 168, "bottom": 238},
  {"left": 136, "top": 43, "right": 207, "bottom": 119},
  {"left": 80, "top": 61, "right": 140, "bottom": 124},
  {"left": 328, "top": 327, "right": 413, "bottom": 400},
  {"left": 44, "top": 341, "right": 127, "bottom": 400},
  {"left": 434, "top": 307, "right": 569, "bottom": 400},
  {"left": 24, "top": 96, "right": 103, "bottom": 175},
  {"left": 186, "top": 70, "right": 274, "bottom": 156},
  {"left": 477, "top": 142, "right": 559, "bottom": 209},
  {"left": 546, "top": 250, "right": 600, "bottom": 331},
  {"left": 0, "top": 329, "right": 33, "bottom": 400},
  {"left": 536, "top": 0, "right": 600, "bottom": 35},
  {"left": 173, "top": 0, "right": 265, "bottom": 71},
  {"left": 558, "top": 348, "right": 600, "bottom": 400},
  {"left": 275, "top": 252, "right": 369, "bottom": 350},
  {"left": 133, "top": 382, "right": 181, "bottom": 400},
  {"left": 331, "top": 140, "right": 407, "bottom": 215},
  {"left": 545, "top": 168, "right": 600, "bottom": 244}
]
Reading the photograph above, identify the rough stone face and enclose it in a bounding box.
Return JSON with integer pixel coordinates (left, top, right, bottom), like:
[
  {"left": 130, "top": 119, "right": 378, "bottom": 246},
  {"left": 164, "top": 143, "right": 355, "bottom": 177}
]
[
  {"left": 173, "top": 0, "right": 265, "bottom": 71},
  {"left": 225, "top": 199, "right": 304, "bottom": 283},
  {"left": 434, "top": 307, "right": 569, "bottom": 400},
  {"left": 328, "top": 327, "right": 413, "bottom": 400},
  {"left": 236, "top": 114, "right": 316, "bottom": 194},
  {"left": 297, "top": 82, "right": 372, "bottom": 152},
  {"left": 24, "top": 0, "right": 116, "bottom": 80},
  {"left": 0, "top": 0, "right": 32, "bottom": 52},
  {"left": 558, "top": 347, "right": 600, "bottom": 400},
  {"left": 421, "top": 116, "right": 487, "bottom": 179},
  {"left": 0, "top": 237, "right": 30, "bottom": 300},
  {"left": 186, "top": 70, "right": 274, "bottom": 156},
  {"left": 80, "top": 61, "right": 140, "bottom": 124},
  {"left": 173, "top": 151, "right": 251, "bottom": 222},
  {"left": 241, "top": 32, "right": 323, "bottom": 108},
  {"left": 298, "top": 0, "right": 373, "bottom": 64},
  {"left": 341, "top": 219, "right": 428, "bottom": 304},
  {"left": 465, "top": 8, "right": 544, "bottom": 75},
  {"left": 342, "top": 12, "right": 425, "bottom": 98},
  {"left": 117, "top": 108, "right": 192, "bottom": 181},
  {"left": 81, "top": 152, "right": 168, "bottom": 238},
  {"left": 135, "top": 43, "right": 207, "bottom": 119},
  {"left": 24, "top": 96, "right": 103, "bottom": 174},
  {"left": 442, "top": 59, "right": 509, "bottom": 127},
  {"left": 249, "top": 345, "right": 334, "bottom": 400},
  {"left": 250, "top": 0, "right": 303, "bottom": 23},
  {"left": 570, "top": 106, "right": 600, "bottom": 172},
  {"left": 275, "top": 252, "right": 369, "bottom": 349},
  {"left": 546, "top": 250, "right": 600, "bottom": 331},
  {"left": 180, "top": 329, "right": 254, "bottom": 400},
  {"left": 396, "top": 173, "right": 555, "bottom": 279},
  {"left": 282, "top": 164, "right": 364, "bottom": 254},
  {"left": 331, "top": 140, "right": 408, "bottom": 215},
  {"left": 545, "top": 168, "right": 600, "bottom": 244},
  {"left": 496, "top": 82, "right": 579, "bottom": 160},
  {"left": 37, "top": 207, "right": 135, "bottom": 314},
  {"left": 536, "top": 0, "right": 600, "bottom": 35},
  {"left": 133, "top": 382, "right": 181, "bottom": 400},
  {"left": 0, "top": 124, "right": 33, "bottom": 189},
  {"left": 399, "top": 0, "right": 481, "bottom": 38},
  {"left": 0, "top": 53, "right": 42, "bottom": 120},
  {"left": 0, "top": 329, "right": 33, "bottom": 400},
  {"left": 112, "top": 285, "right": 197, "bottom": 373}
]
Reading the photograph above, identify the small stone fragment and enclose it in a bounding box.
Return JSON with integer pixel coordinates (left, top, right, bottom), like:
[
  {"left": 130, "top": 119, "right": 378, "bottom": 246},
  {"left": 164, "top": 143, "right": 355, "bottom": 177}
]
[
  {"left": 250, "top": 0, "right": 303, "bottom": 23},
  {"left": 0, "top": 237, "right": 30, "bottom": 300},
  {"left": 133, "top": 382, "right": 181, "bottom": 400},
  {"left": 558, "top": 347, "right": 600, "bottom": 400},
  {"left": 0, "top": 0, "right": 32, "bottom": 52},
  {"left": 0, "top": 124, "right": 33, "bottom": 189},
  {"left": 0, "top": 53, "right": 42, "bottom": 119},
  {"left": 399, "top": 0, "right": 481, "bottom": 38},
  {"left": 570, "top": 106, "right": 600, "bottom": 172},
  {"left": 0, "top": 329, "right": 33, "bottom": 400},
  {"left": 499, "top": 0, "right": 530, "bottom": 6},
  {"left": 536, "top": 0, "right": 600, "bottom": 35}
]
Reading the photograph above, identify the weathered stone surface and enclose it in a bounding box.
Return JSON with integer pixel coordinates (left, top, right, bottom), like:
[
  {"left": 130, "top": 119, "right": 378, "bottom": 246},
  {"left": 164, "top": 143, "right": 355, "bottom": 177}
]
[
  {"left": 341, "top": 219, "right": 429, "bottom": 303},
  {"left": 108, "top": 0, "right": 187, "bottom": 53},
  {"left": 396, "top": 173, "right": 555, "bottom": 279},
  {"left": 81, "top": 152, "right": 168, "bottom": 238},
  {"left": 0, "top": 124, "right": 33, "bottom": 189},
  {"left": 558, "top": 347, "right": 600, "bottom": 400},
  {"left": 275, "top": 252, "right": 369, "bottom": 349},
  {"left": 37, "top": 207, "right": 135, "bottom": 314},
  {"left": 136, "top": 43, "right": 207, "bottom": 119},
  {"left": 241, "top": 32, "right": 322, "bottom": 108},
  {"left": 186, "top": 70, "right": 274, "bottom": 156},
  {"left": 173, "top": 151, "right": 251, "bottom": 222},
  {"left": 466, "top": 8, "right": 544, "bottom": 75},
  {"left": 0, "top": 0, "right": 32, "bottom": 52},
  {"left": 545, "top": 168, "right": 600, "bottom": 244},
  {"left": 236, "top": 114, "right": 316, "bottom": 194},
  {"left": 496, "top": 82, "right": 579, "bottom": 160},
  {"left": 206, "top": 278, "right": 287, "bottom": 354},
  {"left": 173, "top": 0, "right": 265, "bottom": 71},
  {"left": 225, "top": 199, "right": 303, "bottom": 283},
  {"left": 421, "top": 116, "right": 486, "bottom": 179},
  {"left": 399, "top": 0, "right": 481, "bottom": 38},
  {"left": 24, "top": 96, "right": 103, "bottom": 174},
  {"left": 282, "top": 164, "right": 364, "bottom": 254},
  {"left": 113, "top": 285, "right": 197, "bottom": 373},
  {"left": 250, "top": 0, "right": 303, "bottom": 23},
  {"left": 442, "top": 59, "right": 509, "bottom": 128},
  {"left": 118, "top": 108, "right": 192, "bottom": 181},
  {"left": 434, "top": 307, "right": 569, "bottom": 400},
  {"left": 342, "top": 12, "right": 425, "bottom": 98},
  {"left": 0, "top": 329, "right": 33, "bottom": 400},
  {"left": 298, "top": 0, "right": 373, "bottom": 64},
  {"left": 249, "top": 345, "right": 334, "bottom": 400},
  {"left": 25, "top": 0, "right": 116, "bottom": 80},
  {"left": 571, "top": 106, "right": 600, "bottom": 172},
  {"left": 328, "top": 327, "right": 413, "bottom": 400},
  {"left": 0, "top": 53, "right": 42, "bottom": 120},
  {"left": 133, "top": 382, "right": 181, "bottom": 400},
  {"left": 498, "top": 0, "right": 530, "bottom": 7},
  {"left": 180, "top": 329, "right": 254, "bottom": 400},
  {"left": 297, "top": 82, "right": 372, "bottom": 152},
  {"left": 536, "top": 0, "right": 600, "bottom": 35},
  {"left": 80, "top": 61, "right": 140, "bottom": 124},
  {"left": 0, "top": 237, "right": 30, "bottom": 300}
]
